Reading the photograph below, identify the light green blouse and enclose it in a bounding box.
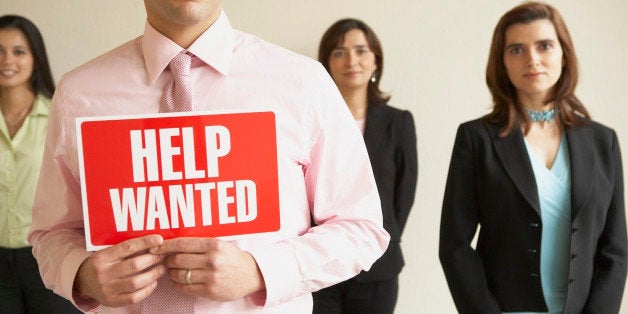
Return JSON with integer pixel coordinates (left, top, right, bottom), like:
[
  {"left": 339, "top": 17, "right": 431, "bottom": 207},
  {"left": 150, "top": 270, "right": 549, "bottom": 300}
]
[{"left": 0, "top": 94, "right": 50, "bottom": 248}]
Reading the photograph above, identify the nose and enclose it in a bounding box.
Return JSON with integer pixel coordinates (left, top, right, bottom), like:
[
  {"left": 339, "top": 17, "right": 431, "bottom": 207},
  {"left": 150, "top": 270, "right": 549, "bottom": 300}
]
[
  {"left": 525, "top": 50, "right": 540, "bottom": 68},
  {"left": 0, "top": 51, "right": 12, "bottom": 64},
  {"left": 347, "top": 51, "right": 358, "bottom": 66}
]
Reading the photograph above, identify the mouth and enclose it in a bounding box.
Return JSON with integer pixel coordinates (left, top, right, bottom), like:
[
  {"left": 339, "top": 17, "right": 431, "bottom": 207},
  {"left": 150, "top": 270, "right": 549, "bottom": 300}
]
[
  {"left": 343, "top": 71, "right": 361, "bottom": 77},
  {"left": 0, "top": 70, "right": 17, "bottom": 76},
  {"left": 524, "top": 72, "right": 545, "bottom": 78}
]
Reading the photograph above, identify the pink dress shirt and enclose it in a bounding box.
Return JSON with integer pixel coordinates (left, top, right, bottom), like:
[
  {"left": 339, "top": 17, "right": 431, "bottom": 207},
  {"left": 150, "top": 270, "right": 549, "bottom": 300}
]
[{"left": 28, "top": 11, "right": 389, "bottom": 314}]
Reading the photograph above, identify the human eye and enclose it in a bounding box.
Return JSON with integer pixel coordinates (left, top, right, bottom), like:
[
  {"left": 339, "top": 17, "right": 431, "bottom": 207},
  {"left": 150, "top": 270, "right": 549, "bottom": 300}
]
[
  {"left": 539, "top": 41, "right": 555, "bottom": 51},
  {"left": 331, "top": 49, "right": 345, "bottom": 58},
  {"left": 508, "top": 46, "right": 523, "bottom": 55},
  {"left": 14, "top": 48, "right": 27, "bottom": 56},
  {"left": 356, "top": 47, "right": 370, "bottom": 55}
]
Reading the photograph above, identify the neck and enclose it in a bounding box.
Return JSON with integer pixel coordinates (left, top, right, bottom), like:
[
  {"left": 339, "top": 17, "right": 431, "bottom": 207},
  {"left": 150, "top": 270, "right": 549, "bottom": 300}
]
[
  {"left": 148, "top": 10, "right": 221, "bottom": 49},
  {"left": 523, "top": 102, "right": 554, "bottom": 113},
  {"left": 340, "top": 87, "right": 368, "bottom": 120},
  {"left": 0, "top": 86, "right": 36, "bottom": 113},
  {"left": 518, "top": 92, "right": 553, "bottom": 112}
]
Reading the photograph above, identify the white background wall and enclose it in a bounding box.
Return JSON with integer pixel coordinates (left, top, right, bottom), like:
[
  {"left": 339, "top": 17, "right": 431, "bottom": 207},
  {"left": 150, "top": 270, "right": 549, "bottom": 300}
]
[{"left": 2, "top": 1, "right": 627, "bottom": 313}]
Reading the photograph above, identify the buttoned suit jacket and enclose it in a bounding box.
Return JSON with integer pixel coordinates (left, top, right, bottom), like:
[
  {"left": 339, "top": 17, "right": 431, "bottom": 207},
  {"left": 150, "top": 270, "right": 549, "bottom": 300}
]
[
  {"left": 439, "top": 117, "right": 627, "bottom": 314},
  {"left": 354, "top": 103, "right": 418, "bottom": 282}
]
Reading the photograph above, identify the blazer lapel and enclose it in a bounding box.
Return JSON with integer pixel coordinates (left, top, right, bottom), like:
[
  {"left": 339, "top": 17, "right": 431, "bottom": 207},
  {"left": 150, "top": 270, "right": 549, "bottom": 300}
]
[
  {"left": 489, "top": 124, "right": 541, "bottom": 216},
  {"left": 364, "top": 104, "right": 386, "bottom": 149},
  {"left": 566, "top": 126, "right": 594, "bottom": 220}
]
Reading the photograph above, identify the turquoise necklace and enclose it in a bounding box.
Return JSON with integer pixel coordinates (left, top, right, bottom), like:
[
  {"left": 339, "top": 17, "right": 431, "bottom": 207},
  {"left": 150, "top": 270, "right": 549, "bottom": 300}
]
[{"left": 526, "top": 108, "right": 557, "bottom": 123}]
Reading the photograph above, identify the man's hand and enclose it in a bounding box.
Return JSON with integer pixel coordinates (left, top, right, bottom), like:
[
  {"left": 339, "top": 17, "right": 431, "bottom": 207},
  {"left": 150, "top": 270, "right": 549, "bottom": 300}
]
[
  {"left": 74, "top": 234, "right": 165, "bottom": 307},
  {"left": 151, "top": 237, "right": 265, "bottom": 301}
]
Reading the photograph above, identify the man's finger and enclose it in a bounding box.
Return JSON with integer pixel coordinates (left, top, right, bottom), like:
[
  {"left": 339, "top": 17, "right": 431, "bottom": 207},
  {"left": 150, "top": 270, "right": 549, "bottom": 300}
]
[
  {"left": 151, "top": 237, "right": 217, "bottom": 255},
  {"left": 104, "top": 234, "right": 163, "bottom": 262}
]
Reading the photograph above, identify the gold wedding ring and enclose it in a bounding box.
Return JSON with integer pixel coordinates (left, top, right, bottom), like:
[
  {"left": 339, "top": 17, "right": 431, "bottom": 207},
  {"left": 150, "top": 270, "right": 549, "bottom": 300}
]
[{"left": 185, "top": 269, "right": 192, "bottom": 285}]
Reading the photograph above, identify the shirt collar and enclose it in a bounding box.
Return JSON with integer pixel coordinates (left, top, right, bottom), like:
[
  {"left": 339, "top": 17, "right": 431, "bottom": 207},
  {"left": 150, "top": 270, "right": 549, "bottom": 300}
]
[
  {"left": 143, "top": 10, "right": 235, "bottom": 84},
  {"left": 30, "top": 94, "right": 49, "bottom": 117}
]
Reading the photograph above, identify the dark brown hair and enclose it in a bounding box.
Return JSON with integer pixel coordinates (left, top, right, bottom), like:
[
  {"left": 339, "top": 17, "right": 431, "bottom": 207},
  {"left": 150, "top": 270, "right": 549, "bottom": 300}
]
[
  {"left": 318, "top": 18, "right": 390, "bottom": 106},
  {"left": 485, "top": 2, "right": 589, "bottom": 136},
  {"left": 0, "top": 15, "right": 55, "bottom": 98}
]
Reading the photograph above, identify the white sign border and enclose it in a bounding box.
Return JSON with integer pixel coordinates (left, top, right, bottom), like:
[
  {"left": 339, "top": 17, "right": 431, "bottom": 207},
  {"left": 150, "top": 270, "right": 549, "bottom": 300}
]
[{"left": 76, "top": 109, "right": 279, "bottom": 251}]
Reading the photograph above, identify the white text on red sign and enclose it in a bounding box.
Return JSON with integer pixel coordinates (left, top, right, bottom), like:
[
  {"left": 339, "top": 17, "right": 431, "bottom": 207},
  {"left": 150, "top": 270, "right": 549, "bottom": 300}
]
[{"left": 109, "top": 126, "right": 258, "bottom": 232}]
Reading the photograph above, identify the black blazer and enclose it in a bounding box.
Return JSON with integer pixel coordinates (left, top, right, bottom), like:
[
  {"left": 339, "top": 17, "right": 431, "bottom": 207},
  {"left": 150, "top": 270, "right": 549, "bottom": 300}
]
[
  {"left": 355, "top": 103, "right": 418, "bottom": 282},
  {"left": 439, "top": 118, "right": 627, "bottom": 313}
]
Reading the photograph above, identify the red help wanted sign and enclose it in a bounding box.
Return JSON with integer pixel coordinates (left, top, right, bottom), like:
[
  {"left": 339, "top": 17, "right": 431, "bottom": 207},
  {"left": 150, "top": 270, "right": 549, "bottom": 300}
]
[{"left": 76, "top": 111, "right": 280, "bottom": 251}]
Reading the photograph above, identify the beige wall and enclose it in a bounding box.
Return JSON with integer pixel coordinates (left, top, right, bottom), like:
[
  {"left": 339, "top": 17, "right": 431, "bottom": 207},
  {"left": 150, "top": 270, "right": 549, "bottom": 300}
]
[{"left": 2, "top": 1, "right": 627, "bottom": 313}]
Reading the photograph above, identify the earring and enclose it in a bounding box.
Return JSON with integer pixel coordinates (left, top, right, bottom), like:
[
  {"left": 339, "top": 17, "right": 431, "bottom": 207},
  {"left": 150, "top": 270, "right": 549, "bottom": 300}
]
[{"left": 370, "top": 74, "right": 376, "bottom": 83}]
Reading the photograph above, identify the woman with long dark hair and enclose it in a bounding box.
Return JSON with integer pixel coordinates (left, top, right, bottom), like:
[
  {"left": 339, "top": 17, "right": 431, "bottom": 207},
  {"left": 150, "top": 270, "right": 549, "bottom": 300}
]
[{"left": 0, "top": 14, "right": 80, "bottom": 313}]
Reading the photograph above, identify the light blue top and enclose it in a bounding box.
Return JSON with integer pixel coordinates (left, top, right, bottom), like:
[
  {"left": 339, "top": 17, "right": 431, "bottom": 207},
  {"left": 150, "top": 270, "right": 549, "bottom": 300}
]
[{"left": 504, "top": 135, "right": 571, "bottom": 314}]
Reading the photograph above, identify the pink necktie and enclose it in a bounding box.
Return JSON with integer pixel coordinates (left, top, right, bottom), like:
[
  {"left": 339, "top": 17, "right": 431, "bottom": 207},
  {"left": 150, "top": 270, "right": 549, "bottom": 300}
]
[
  {"left": 140, "top": 275, "right": 195, "bottom": 313},
  {"left": 141, "top": 51, "right": 196, "bottom": 312},
  {"left": 160, "top": 52, "right": 193, "bottom": 112}
]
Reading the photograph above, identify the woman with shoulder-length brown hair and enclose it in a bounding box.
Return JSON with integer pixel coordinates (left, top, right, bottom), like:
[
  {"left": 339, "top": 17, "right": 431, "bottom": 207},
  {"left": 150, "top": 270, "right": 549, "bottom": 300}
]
[
  {"left": 485, "top": 1, "right": 589, "bottom": 137},
  {"left": 313, "top": 18, "right": 418, "bottom": 314},
  {"left": 439, "top": 2, "right": 626, "bottom": 313}
]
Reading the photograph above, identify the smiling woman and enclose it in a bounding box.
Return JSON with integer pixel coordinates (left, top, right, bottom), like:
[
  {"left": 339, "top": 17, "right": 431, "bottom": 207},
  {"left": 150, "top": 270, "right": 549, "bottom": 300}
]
[
  {"left": 0, "top": 24, "right": 35, "bottom": 138},
  {"left": 0, "top": 14, "right": 80, "bottom": 313}
]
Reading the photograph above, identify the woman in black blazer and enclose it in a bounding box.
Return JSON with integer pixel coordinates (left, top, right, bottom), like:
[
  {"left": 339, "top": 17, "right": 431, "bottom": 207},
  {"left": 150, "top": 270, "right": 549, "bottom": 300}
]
[
  {"left": 439, "top": 2, "right": 626, "bottom": 314},
  {"left": 312, "top": 18, "right": 418, "bottom": 314}
]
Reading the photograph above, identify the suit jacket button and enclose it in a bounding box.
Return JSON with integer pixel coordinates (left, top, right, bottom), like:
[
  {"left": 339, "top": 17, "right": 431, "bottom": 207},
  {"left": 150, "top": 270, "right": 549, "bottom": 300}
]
[
  {"left": 528, "top": 249, "right": 537, "bottom": 253},
  {"left": 569, "top": 278, "right": 575, "bottom": 284},
  {"left": 529, "top": 223, "right": 539, "bottom": 228},
  {"left": 571, "top": 253, "right": 578, "bottom": 259},
  {"left": 530, "top": 273, "right": 539, "bottom": 277}
]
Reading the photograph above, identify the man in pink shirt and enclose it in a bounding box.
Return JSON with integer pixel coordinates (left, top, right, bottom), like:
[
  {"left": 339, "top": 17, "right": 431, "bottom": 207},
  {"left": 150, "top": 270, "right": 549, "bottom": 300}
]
[{"left": 28, "top": 0, "right": 389, "bottom": 313}]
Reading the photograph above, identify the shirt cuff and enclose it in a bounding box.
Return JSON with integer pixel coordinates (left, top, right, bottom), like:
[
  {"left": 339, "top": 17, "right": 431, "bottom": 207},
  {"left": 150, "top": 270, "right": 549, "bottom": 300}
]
[
  {"left": 246, "top": 242, "right": 302, "bottom": 307},
  {"left": 72, "top": 289, "right": 102, "bottom": 313},
  {"left": 62, "top": 249, "right": 100, "bottom": 311}
]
